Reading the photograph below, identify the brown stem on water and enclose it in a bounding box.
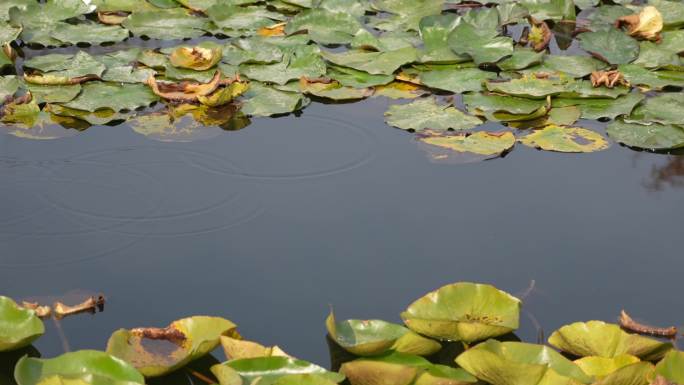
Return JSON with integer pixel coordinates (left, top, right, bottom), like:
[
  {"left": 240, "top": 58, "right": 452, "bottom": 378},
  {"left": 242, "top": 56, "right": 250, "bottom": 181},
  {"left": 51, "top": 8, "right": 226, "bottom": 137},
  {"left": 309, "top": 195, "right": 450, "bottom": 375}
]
[
  {"left": 21, "top": 301, "right": 52, "bottom": 318},
  {"left": 619, "top": 310, "right": 678, "bottom": 339},
  {"left": 130, "top": 326, "right": 187, "bottom": 344},
  {"left": 54, "top": 295, "right": 106, "bottom": 319},
  {"left": 185, "top": 369, "right": 215, "bottom": 385}
]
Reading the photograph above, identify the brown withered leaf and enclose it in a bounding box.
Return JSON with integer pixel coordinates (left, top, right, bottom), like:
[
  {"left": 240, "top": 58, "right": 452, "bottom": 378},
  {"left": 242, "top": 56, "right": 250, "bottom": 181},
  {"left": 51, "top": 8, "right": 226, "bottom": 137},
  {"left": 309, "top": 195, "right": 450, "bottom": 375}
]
[
  {"left": 619, "top": 310, "right": 678, "bottom": 338},
  {"left": 97, "top": 11, "right": 129, "bottom": 25},
  {"left": 21, "top": 301, "right": 52, "bottom": 318},
  {"left": 590, "top": 70, "right": 627, "bottom": 88},
  {"left": 258, "top": 22, "right": 286, "bottom": 37},
  {"left": 528, "top": 17, "right": 552, "bottom": 52},
  {"left": 615, "top": 6, "right": 663, "bottom": 41},
  {"left": 54, "top": 295, "right": 106, "bottom": 319}
]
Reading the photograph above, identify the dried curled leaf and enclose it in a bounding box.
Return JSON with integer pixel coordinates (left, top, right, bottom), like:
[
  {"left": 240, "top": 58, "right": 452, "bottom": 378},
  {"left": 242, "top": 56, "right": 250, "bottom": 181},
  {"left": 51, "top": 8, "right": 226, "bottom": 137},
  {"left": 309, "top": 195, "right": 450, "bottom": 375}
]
[
  {"left": 147, "top": 70, "right": 221, "bottom": 102},
  {"left": 170, "top": 45, "right": 222, "bottom": 71},
  {"left": 24, "top": 74, "right": 99, "bottom": 86},
  {"left": 590, "top": 70, "right": 627, "bottom": 88},
  {"left": 21, "top": 302, "right": 52, "bottom": 318},
  {"left": 616, "top": 6, "right": 663, "bottom": 41},
  {"left": 198, "top": 81, "right": 250, "bottom": 107},
  {"left": 54, "top": 295, "right": 105, "bottom": 319},
  {"left": 619, "top": 310, "right": 678, "bottom": 339},
  {"left": 98, "top": 11, "right": 129, "bottom": 25}
]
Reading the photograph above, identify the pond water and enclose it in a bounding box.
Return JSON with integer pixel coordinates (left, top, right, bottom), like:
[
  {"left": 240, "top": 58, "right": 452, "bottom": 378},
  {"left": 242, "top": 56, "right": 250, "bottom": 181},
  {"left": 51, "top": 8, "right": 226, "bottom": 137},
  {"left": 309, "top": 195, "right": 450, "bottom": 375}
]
[{"left": 1, "top": 96, "right": 683, "bottom": 367}]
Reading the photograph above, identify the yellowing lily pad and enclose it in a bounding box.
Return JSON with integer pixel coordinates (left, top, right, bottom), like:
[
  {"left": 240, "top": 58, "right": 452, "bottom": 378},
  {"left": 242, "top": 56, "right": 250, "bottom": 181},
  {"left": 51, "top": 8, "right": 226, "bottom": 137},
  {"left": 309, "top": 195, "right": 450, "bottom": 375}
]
[
  {"left": 519, "top": 125, "right": 610, "bottom": 153},
  {"left": 170, "top": 43, "right": 223, "bottom": 71},
  {"left": 220, "top": 336, "right": 289, "bottom": 360},
  {"left": 574, "top": 354, "right": 641, "bottom": 379},
  {"left": 419, "top": 131, "right": 516, "bottom": 156},
  {"left": 400, "top": 282, "right": 521, "bottom": 343},
  {"left": 548, "top": 320, "right": 673, "bottom": 361}
]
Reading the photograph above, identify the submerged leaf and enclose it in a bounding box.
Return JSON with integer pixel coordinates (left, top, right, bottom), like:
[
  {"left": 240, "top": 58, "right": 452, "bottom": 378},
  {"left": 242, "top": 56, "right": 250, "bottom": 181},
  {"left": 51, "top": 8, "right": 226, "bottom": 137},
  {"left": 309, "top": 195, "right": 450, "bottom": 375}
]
[
  {"left": 400, "top": 282, "right": 521, "bottom": 343},
  {"left": 0, "top": 296, "right": 44, "bottom": 352},
  {"left": 106, "top": 316, "right": 238, "bottom": 377}
]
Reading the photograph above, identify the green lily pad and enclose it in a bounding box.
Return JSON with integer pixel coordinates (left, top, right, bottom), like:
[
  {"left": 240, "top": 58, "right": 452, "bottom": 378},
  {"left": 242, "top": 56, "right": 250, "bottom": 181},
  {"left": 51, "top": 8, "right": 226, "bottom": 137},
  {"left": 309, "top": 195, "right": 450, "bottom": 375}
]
[
  {"left": 419, "top": 14, "right": 470, "bottom": 64},
  {"left": 419, "top": 131, "right": 516, "bottom": 157},
  {"left": 520, "top": 0, "right": 576, "bottom": 21},
  {"left": 62, "top": 83, "right": 158, "bottom": 112},
  {"left": 447, "top": 19, "right": 513, "bottom": 65},
  {"left": 0, "top": 296, "right": 44, "bottom": 352},
  {"left": 285, "top": 9, "right": 365, "bottom": 45},
  {"left": 102, "top": 66, "right": 157, "bottom": 84},
  {"left": 222, "top": 38, "right": 285, "bottom": 66},
  {"left": 497, "top": 48, "right": 545, "bottom": 71},
  {"left": 321, "top": 47, "right": 418, "bottom": 76},
  {"left": 326, "top": 65, "right": 394, "bottom": 88},
  {"left": 206, "top": 4, "right": 285, "bottom": 33},
  {"left": 455, "top": 340, "right": 593, "bottom": 385},
  {"left": 106, "top": 316, "right": 238, "bottom": 377},
  {"left": 27, "top": 84, "right": 82, "bottom": 104},
  {"left": 607, "top": 119, "right": 684, "bottom": 150},
  {"left": 240, "top": 45, "right": 326, "bottom": 85},
  {"left": 522, "top": 55, "right": 607, "bottom": 78},
  {"left": 50, "top": 22, "right": 129, "bottom": 45},
  {"left": 241, "top": 83, "right": 310, "bottom": 117},
  {"left": 417, "top": 67, "right": 497, "bottom": 93},
  {"left": 373, "top": 82, "right": 426, "bottom": 99},
  {"left": 385, "top": 97, "right": 482, "bottom": 132},
  {"left": 654, "top": 350, "right": 684, "bottom": 384},
  {"left": 0, "top": 76, "right": 21, "bottom": 100},
  {"left": 619, "top": 65, "right": 684, "bottom": 90},
  {"left": 400, "top": 282, "right": 521, "bottom": 343},
  {"left": 519, "top": 125, "right": 609, "bottom": 153},
  {"left": 123, "top": 8, "right": 210, "bottom": 40},
  {"left": 272, "top": 374, "right": 340, "bottom": 385},
  {"left": 463, "top": 92, "right": 548, "bottom": 119},
  {"left": 548, "top": 320, "right": 673, "bottom": 361},
  {"left": 299, "top": 80, "right": 372, "bottom": 101},
  {"left": 626, "top": 93, "right": 684, "bottom": 126},
  {"left": 368, "top": 0, "right": 445, "bottom": 32},
  {"left": 211, "top": 356, "right": 345, "bottom": 385},
  {"left": 547, "top": 106, "right": 581, "bottom": 126},
  {"left": 14, "top": 350, "right": 145, "bottom": 385},
  {"left": 551, "top": 93, "right": 645, "bottom": 120},
  {"left": 24, "top": 51, "right": 106, "bottom": 83},
  {"left": 579, "top": 28, "right": 639, "bottom": 64},
  {"left": 326, "top": 310, "right": 441, "bottom": 357},
  {"left": 485, "top": 76, "right": 567, "bottom": 99},
  {"left": 574, "top": 355, "right": 640, "bottom": 379},
  {"left": 342, "top": 351, "right": 477, "bottom": 385}
]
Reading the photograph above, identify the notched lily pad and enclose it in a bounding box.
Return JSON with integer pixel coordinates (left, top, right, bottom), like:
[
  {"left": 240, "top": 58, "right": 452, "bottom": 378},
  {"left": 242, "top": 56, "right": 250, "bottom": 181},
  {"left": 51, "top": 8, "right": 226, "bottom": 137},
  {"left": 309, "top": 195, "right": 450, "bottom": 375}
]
[
  {"left": 400, "top": 282, "right": 521, "bottom": 343},
  {"left": 106, "top": 315, "right": 238, "bottom": 377},
  {"left": 385, "top": 97, "right": 482, "bottom": 132}
]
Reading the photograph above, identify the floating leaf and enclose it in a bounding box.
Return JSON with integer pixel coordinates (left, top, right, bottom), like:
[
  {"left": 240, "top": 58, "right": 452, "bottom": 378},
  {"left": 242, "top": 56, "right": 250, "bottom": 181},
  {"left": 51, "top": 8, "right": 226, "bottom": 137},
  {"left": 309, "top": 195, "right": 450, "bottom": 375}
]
[
  {"left": 627, "top": 93, "right": 684, "bottom": 126},
  {"left": 592, "top": 362, "right": 654, "bottom": 385},
  {"left": 654, "top": 350, "right": 684, "bottom": 384},
  {"left": 14, "top": 350, "right": 145, "bottom": 385},
  {"left": 551, "top": 93, "right": 645, "bottom": 120},
  {"left": 241, "top": 83, "right": 310, "bottom": 117},
  {"left": 27, "top": 84, "right": 82, "bottom": 104},
  {"left": 123, "top": 8, "right": 210, "bottom": 40},
  {"left": 417, "top": 68, "right": 497, "bottom": 93},
  {"left": 321, "top": 47, "right": 418, "bottom": 76},
  {"left": 241, "top": 45, "right": 326, "bottom": 85},
  {"left": 327, "top": 65, "right": 394, "bottom": 89},
  {"left": 0, "top": 76, "right": 20, "bottom": 100},
  {"left": 455, "top": 340, "right": 592, "bottom": 385},
  {"left": 50, "top": 22, "right": 129, "bottom": 45},
  {"left": 400, "top": 282, "right": 521, "bottom": 343},
  {"left": 326, "top": 310, "right": 440, "bottom": 357},
  {"left": 384, "top": 98, "right": 482, "bottom": 132},
  {"left": 170, "top": 43, "right": 222, "bottom": 71},
  {"left": 548, "top": 320, "right": 673, "bottom": 360},
  {"left": 341, "top": 351, "right": 476, "bottom": 385},
  {"left": 299, "top": 79, "right": 372, "bottom": 101},
  {"left": 0, "top": 296, "right": 44, "bottom": 352},
  {"left": 63, "top": 82, "right": 158, "bottom": 112},
  {"left": 463, "top": 92, "right": 548, "bottom": 120},
  {"left": 447, "top": 21, "right": 513, "bottom": 65},
  {"left": 547, "top": 106, "right": 581, "bottom": 126},
  {"left": 285, "top": 9, "right": 365, "bottom": 45},
  {"left": 419, "top": 131, "right": 516, "bottom": 157},
  {"left": 373, "top": 82, "right": 425, "bottom": 99},
  {"left": 206, "top": 4, "right": 286, "bottom": 33},
  {"left": 619, "top": 64, "right": 684, "bottom": 90},
  {"left": 519, "top": 125, "right": 609, "bottom": 153},
  {"left": 607, "top": 119, "right": 684, "bottom": 150},
  {"left": 419, "top": 14, "right": 469, "bottom": 64},
  {"left": 220, "top": 336, "right": 289, "bottom": 360},
  {"left": 579, "top": 28, "right": 639, "bottom": 64},
  {"left": 574, "top": 355, "right": 640, "bottom": 379},
  {"left": 198, "top": 82, "right": 250, "bottom": 107},
  {"left": 211, "top": 356, "right": 345, "bottom": 385},
  {"left": 106, "top": 316, "right": 238, "bottom": 377}
]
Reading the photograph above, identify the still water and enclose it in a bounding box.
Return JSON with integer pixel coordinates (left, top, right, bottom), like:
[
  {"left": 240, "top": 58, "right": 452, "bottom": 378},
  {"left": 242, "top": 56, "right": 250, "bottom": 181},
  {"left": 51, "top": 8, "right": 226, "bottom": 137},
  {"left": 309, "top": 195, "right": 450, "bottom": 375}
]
[{"left": 1, "top": 97, "right": 683, "bottom": 368}]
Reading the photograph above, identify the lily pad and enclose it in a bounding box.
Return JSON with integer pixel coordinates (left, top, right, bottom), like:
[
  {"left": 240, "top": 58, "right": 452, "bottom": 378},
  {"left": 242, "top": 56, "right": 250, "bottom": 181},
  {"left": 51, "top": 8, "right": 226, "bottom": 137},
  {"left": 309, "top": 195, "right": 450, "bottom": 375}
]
[
  {"left": 341, "top": 351, "right": 477, "bottom": 385},
  {"left": 654, "top": 350, "right": 684, "bottom": 384},
  {"left": 299, "top": 79, "right": 372, "bottom": 101},
  {"left": 0, "top": 296, "right": 44, "bottom": 352},
  {"left": 463, "top": 92, "right": 548, "bottom": 119},
  {"left": 419, "top": 131, "right": 516, "bottom": 157},
  {"left": 574, "top": 354, "right": 640, "bottom": 379},
  {"left": 592, "top": 362, "right": 654, "bottom": 385},
  {"left": 220, "top": 336, "right": 289, "bottom": 360},
  {"left": 607, "top": 120, "right": 684, "bottom": 151},
  {"left": 123, "top": 8, "right": 210, "bottom": 40},
  {"left": 285, "top": 9, "right": 365, "bottom": 45},
  {"left": 400, "top": 282, "right": 521, "bottom": 343},
  {"left": 384, "top": 97, "right": 482, "bottom": 132},
  {"left": 417, "top": 68, "right": 497, "bottom": 93},
  {"left": 447, "top": 20, "right": 514, "bottom": 65},
  {"left": 211, "top": 356, "right": 345, "bottom": 385},
  {"left": 321, "top": 47, "right": 418, "bottom": 76},
  {"left": 619, "top": 64, "right": 684, "bottom": 90},
  {"left": 419, "top": 14, "right": 470, "bottom": 64},
  {"left": 240, "top": 45, "right": 326, "bottom": 85},
  {"left": 62, "top": 83, "right": 158, "bottom": 112},
  {"left": 548, "top": 320, "right": 673, "bottom": 361},
  {"left": 455, "top": 340, "right": 593, "bottom": 385},
  {"left": 241, "top": 83, "right": 310, "bottom": 117},
  {"left": 551, "top": 93, "right": 645, "bottom": 120},
  {"left": 519, "top": 125, "right": 610, "bottom": 153},
  {"left": 170, "top": 43, "right": 223, "bottom": 71},
  {"left": 14, "top": 350, "right": 145, "bottom": 385},
  {"left": 327, "top": 65, "right": 394, "bottom": 88},
  {"left": 579, "top": 28, "right": 639, "bottom": 64},
  {"left": 326, "top": 310, "right": 441, "bottom": 357},
  {"left": 106, "top": 316, "right": 238, "bottom": 377},
  {"left": 627, "top": 93, "right": 684, "bottom": 126},
  {"left": 206, "top": 4, "right": 286, "bottom": 33},
  {"left": 0, "top": 76, "right": 20, "bottom": 100}
]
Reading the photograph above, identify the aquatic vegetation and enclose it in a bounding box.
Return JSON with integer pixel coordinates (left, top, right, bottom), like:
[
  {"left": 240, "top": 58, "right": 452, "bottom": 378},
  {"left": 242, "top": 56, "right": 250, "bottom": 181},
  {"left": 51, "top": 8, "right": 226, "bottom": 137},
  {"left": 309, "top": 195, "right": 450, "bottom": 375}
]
[
  {"left": 2, "top": 280, "right": 684, "bottom": 385},
  {"left": 0, "top": 0, "right": 680, "bottom": 158},
  {"left": 0, "top": 296, "right": 44, "bottom": 352}
]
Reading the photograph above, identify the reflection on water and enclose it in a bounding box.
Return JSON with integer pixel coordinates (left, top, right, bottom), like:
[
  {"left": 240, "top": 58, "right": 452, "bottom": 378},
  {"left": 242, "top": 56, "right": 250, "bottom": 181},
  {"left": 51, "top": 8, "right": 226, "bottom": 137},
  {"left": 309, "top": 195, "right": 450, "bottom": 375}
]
[{"left": 645, "top": 156, "right": 684, "bottom": 192}]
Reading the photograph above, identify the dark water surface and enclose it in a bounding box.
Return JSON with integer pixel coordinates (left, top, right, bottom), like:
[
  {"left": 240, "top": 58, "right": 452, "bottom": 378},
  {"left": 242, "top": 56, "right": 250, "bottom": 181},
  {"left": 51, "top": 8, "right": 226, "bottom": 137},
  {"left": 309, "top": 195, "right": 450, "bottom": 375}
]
[{"left": 1, "top": 97, "right": 683, "bottom": 365}]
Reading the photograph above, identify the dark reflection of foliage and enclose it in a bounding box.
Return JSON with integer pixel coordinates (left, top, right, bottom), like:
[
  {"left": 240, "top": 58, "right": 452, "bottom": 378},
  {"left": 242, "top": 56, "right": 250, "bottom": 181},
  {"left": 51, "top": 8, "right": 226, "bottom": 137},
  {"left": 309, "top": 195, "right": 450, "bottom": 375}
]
[
  {"left": 0, "top": 346, "right": 40, "bottom": 385},
  {"left": 147, "top": 353, "right": 221, "bottom": 385},
  {"left": 550, "top": 21, "right": 574, "bottom": 51},
  {"left": 645, "top": 156, "right": 684, "bottom": 192},
  {"left": 326, "top": 334, "right": 358, "bottom": 373}
]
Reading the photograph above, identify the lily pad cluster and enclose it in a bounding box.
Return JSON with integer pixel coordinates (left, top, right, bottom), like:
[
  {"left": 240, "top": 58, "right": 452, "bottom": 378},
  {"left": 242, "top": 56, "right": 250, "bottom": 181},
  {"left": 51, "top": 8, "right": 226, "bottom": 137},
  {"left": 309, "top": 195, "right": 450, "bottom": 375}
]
[
  {"left": 2, "top": 282, "right": 684, "bottom": 385},
  {"left": 0, "top": 0, "right": 682, "bottom": 156}
]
